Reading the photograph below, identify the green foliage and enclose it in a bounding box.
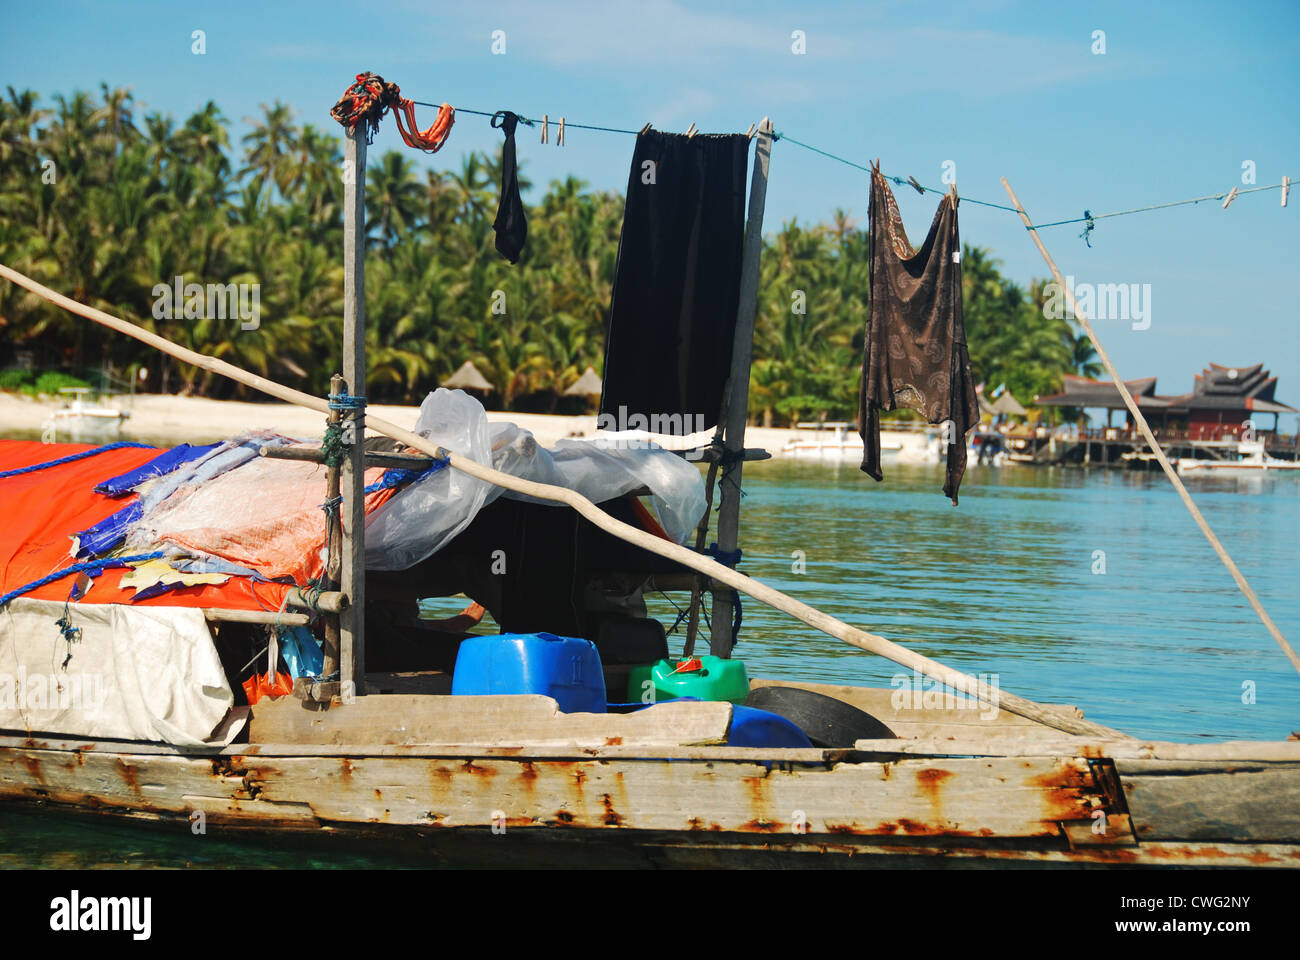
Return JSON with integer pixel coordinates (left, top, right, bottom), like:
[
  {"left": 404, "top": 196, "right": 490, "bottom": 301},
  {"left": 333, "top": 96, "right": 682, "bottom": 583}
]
[
  {"left": 0, "top": 85, "right": 1092, "bottom": 422},
  {"left": 31, "top": 370, "right": 91, "bottom": 395},
  {"left": 0, "top": 368, "right": 90, "bottom": 396},
  {"left": 0, "top": 368, "right": 34, "bottom": 391}
]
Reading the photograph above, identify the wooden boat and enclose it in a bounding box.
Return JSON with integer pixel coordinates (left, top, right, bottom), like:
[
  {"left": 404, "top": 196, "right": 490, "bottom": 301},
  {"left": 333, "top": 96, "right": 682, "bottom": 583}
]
[{"left": 2, "top": 118, "right": 1298, "bottom": 871}]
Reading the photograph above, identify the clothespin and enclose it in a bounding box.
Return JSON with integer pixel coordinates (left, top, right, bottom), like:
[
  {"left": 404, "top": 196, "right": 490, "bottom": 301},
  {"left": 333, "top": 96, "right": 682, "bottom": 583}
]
[
  {"left": 1222, "top": 186, "right": 1239, "bottom": 210},
  {"left": 686, "top": 123, "right": 697, "bottom": 138},
  {"left": 540, "top": 113, "right": 548, "bottom": 144},
  {"left": 639, "top": 123, "right": 652, "bottom": 135},
  {"left": 906, "top": 175, "right": 925, "bottom": 196},
  {"left": 948, "top": 182, "right": 959, "bottom": 207},
  {"left": 557, "top": 116, "right": 565, "bottom": 146},
  {"left": 1282, "top": 176, "right": 1291, "bottom": 208},
  {"left": 745, "top": 123, "right": 756, "bottom": 139}
]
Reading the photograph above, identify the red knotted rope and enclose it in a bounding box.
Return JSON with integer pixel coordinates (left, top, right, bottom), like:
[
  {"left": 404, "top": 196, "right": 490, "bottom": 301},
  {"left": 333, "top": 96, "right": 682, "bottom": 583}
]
[{"left": 330, "top": 71, "right": 454, "bottom": 152}]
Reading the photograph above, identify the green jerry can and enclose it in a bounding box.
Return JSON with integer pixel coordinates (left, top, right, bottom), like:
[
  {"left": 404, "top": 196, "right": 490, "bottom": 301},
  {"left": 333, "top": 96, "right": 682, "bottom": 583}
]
[{"left": 626, "top": 656, "right": 750, "bottom": 704}]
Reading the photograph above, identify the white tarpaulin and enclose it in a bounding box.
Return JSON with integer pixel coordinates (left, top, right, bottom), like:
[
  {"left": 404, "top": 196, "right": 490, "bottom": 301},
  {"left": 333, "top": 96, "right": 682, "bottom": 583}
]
[
  {"left": 0, "top": 598, "right": 236, "bottom": 745},
  {"left": 366, "top": 389, "right": 707, "bottom": 570}
]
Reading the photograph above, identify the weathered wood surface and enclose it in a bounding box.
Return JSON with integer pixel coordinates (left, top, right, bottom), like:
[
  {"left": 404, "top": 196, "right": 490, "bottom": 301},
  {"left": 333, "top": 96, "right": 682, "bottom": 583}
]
[
  {"left": 0, "top": 741, "right": 1098, "bottom": 840},
  {"left": 1116, "top": 759, "right": 1300, "bottom": 843},
  {"left": 248, "top": 694, "right": 735, "bottom": 747},
  {"left": 341, "top": 126, "right": 367, "bottom": 697},
  {"left": 750, "top": 678, "right": 1131, "bottom": 741},
  {"left": 3, "top": 735, "right": 1297, "bottom": 865}
]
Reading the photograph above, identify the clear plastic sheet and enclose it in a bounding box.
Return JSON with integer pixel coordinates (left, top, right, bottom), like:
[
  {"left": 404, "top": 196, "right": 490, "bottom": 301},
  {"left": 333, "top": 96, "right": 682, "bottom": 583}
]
[{"left": 365, "top": 389, "right": 707, "bottom": 570}]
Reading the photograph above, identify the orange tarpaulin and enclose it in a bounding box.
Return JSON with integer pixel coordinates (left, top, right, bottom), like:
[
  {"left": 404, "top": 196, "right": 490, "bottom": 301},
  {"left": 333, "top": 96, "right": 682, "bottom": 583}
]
[{"left": 0, "top": 440, "right": 392, "bottom": 611}]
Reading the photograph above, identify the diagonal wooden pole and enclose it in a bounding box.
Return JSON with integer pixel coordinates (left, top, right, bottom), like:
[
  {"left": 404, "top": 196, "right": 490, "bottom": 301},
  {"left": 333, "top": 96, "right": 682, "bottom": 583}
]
[
  {"left": 1001, "top": 177, "right": 1300, "bottom": 677},
  {"left": 0, "top": 261, "right": 1122, "bottom": 736}
]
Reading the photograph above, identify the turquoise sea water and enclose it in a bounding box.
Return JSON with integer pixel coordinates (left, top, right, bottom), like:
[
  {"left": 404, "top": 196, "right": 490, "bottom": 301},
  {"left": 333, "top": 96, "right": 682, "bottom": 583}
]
[
  {"left": 2, "top": 458, "right": 1297, "bottom": 866},
  {"left": 642, "top": 459, "right": 1298, "bottom": 743}
]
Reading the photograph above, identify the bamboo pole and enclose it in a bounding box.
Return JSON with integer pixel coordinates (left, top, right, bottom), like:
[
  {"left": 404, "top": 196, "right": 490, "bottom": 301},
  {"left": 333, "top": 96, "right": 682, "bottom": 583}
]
[
  {"left": 710, "top": 116, "right": 773, "bottom": 658},
  {"left": 1001, "top": 177, "right": 1300, "bottom": 677},
  {"left": 0, "top": 261, "right": 1118, "bottom": 736},
  {"left": 320, "top": 374, "right": 344, "bottom": 679}
]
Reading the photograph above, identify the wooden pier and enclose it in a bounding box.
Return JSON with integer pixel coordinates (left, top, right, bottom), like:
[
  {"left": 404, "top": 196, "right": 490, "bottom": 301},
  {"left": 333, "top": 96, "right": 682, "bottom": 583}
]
[{"left": 1007, "top": 428, "right": 1299, "bottom": 468}]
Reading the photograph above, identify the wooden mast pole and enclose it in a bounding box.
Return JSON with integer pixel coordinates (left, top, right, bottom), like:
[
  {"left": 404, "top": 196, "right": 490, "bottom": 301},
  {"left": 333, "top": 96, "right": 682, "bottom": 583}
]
[
  {"left": 709, "top": 117, "right": 772, "bottom": 659},
  {"left": 341, "top": 126, "right": 368, "bottom": 698}
]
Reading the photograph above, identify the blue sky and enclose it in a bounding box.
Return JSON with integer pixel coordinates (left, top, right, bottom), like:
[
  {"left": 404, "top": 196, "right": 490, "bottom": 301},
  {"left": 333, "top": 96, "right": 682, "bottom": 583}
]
[{"left": 3, "top": 0, "right": 1297, "bottom": 427}]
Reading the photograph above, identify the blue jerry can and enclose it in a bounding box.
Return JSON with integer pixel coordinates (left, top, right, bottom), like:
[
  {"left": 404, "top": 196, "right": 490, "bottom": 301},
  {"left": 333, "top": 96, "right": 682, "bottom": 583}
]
[{"left": 451, "top": 632, "right": 607, "bottom": 714}]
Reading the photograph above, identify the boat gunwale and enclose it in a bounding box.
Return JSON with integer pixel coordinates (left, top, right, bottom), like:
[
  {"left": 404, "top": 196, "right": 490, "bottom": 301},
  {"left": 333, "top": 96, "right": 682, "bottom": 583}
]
[{"left": 3, "top": 731, "right": 1297, "bottom": 764}]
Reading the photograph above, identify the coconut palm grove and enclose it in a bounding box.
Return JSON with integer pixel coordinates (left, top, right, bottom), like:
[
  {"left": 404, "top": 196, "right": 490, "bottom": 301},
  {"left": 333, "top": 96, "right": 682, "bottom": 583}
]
[{"left": 0, "top": 86, "right": 1099, "bottom": 423}]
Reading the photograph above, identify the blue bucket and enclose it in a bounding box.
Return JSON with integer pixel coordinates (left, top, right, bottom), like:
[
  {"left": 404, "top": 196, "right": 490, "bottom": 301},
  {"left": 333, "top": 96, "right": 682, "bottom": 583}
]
[{"left": 452, "top": 632, "right": 607, "bottom": 714}]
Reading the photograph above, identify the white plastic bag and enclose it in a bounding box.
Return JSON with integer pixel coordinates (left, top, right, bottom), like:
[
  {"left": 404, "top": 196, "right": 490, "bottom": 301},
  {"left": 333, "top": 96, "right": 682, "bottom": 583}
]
[{"left": 365, "top": 389, "right": 707, "bottom": 569}]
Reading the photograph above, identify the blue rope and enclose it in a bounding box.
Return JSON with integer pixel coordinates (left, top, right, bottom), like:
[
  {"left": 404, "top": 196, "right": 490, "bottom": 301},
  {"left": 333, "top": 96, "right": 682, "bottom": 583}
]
[
  {"left": 0, "top": 442, "right": 154, "bottom": 480},
  {"left": 706, "top": 542, "right": 742, "bottom": 567},
  {"left": 326, "top": 392, "right": 367, "bottom": 411},
  {"left": 0, "top": 551, "right": 167, "bottom": 610},
  {"left": 705, "top": 543, "right": 744, "bottom": 646}
]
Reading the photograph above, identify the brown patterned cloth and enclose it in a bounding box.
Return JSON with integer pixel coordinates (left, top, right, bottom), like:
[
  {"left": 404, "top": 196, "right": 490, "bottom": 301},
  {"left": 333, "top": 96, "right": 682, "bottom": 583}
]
[{"left": 859, "top": 168, "right": 977, "bottom": 504}]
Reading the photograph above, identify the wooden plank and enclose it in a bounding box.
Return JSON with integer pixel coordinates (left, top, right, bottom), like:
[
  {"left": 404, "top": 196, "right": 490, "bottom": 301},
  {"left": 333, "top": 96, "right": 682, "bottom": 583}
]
[
  {"left": 1116, "top": 758, "right": 1300, "bottom": 843},
  {"left": 710, "top": 117, "right": 773, "bottom": 658},
  {"left": 247, "top": 694, "right": 734, "bottom": 747},
  {"left": 341, "top": 126, "right": 367, "bottom": 698},
  {"left": 0, "top": 742, "right": 1095, "bottom": 840}
]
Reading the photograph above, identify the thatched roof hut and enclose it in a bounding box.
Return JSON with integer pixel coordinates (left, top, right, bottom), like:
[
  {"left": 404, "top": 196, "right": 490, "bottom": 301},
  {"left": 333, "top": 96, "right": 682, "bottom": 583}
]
[
  {"left": 441, "top": 360, "right": 494, "bottom": 392},
  {"left": 563, "top": 367, "right": 603, "bottom": 397}
]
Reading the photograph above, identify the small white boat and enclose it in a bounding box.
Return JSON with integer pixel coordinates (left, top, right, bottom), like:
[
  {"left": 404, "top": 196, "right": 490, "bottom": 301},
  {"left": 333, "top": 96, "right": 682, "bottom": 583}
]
[
  {"left": 782, "top": 421, "right": 899, "bottom": 461},
  {"left": 1175, "top": 440, "right": 1300, "bottom": 475},
  {"left": 40, "top": 387, "right": 129, "bottom": 443}
]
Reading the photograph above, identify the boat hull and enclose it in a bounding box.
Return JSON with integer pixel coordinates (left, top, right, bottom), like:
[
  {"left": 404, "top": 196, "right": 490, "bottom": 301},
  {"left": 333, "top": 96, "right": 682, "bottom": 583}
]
[{"left": 3, "top": 731, "right": 1296, "bottom": 868}]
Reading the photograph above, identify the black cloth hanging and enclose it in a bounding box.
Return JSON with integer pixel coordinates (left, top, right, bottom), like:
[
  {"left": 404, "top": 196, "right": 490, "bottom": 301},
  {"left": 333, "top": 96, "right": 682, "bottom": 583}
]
[
  {"left": 491, "top": 111, "right": 527, "bottom": 263},
  {"left": 599, "top": 130, "right": 749, "bottom": 428},
  {"left": 859, "top": 167, "right": 978, "bottom": 504}
]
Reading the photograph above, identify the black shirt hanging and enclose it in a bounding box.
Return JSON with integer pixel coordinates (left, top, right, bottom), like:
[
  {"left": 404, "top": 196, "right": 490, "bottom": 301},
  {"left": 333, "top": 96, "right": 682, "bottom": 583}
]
[
  {"left": 491, "top": 111, "right": 527, "bottom": 263},
  {"left": 600, "top": 129, "right": 749, "bottom": 428}
]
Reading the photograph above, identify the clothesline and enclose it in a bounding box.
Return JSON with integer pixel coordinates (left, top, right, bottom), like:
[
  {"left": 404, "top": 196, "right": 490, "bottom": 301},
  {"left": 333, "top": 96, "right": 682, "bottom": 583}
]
[{"left": 409, "top": 98, "right": 1293, "bottom": 238}]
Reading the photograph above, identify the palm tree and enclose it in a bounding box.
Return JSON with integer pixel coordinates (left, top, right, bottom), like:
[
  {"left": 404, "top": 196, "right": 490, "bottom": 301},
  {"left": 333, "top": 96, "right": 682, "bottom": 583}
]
[
  {"left": 240, "top": 101, "right": 297, "bottom": 200},
  {"left": 365, "top": 150, "right": 423, "bottom": 250}
]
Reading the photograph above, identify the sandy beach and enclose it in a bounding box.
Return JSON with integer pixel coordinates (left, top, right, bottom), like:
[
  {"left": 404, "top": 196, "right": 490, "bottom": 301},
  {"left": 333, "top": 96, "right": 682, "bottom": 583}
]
[{"left": 0, "top": 391, "right": 907, "bottom": 460}]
